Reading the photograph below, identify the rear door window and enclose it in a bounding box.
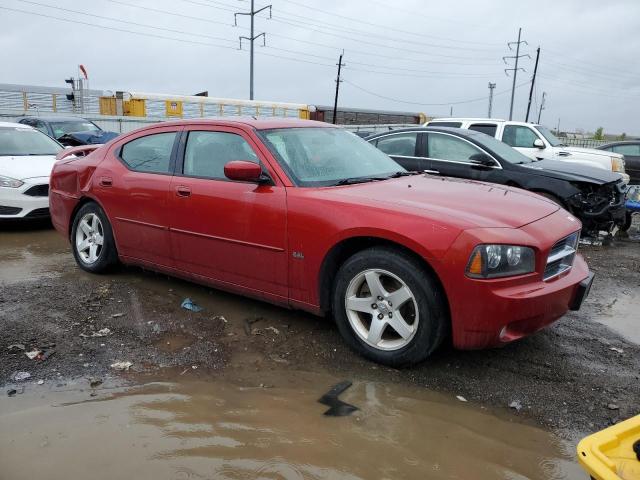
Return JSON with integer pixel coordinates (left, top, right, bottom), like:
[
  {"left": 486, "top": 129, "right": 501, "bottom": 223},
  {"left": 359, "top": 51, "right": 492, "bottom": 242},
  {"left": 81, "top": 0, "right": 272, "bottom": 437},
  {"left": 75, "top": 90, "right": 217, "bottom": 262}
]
[
  {"left": 120, "top": 132, "right": 177, "bottom": 174},
  {"left": 502, "top": 125, "right": 540, "bottom": 148},
  {"left": 427, "top": 133, "right": 484, "bottom": 162},
  {"left": 182, "top": 131, "right": 259, "bottom": 180},
  {"left": 375, "top": 133, "right": 419, "bottom": 157},
  {"left": 469, "top": 123, "right": 497, "bottom": 137}
]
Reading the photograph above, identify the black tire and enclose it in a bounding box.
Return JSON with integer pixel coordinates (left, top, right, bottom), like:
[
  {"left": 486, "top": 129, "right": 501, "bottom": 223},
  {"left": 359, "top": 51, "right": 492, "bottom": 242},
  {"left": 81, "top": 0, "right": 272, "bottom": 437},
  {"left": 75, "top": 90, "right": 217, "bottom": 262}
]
[
  {"left": 331, "top": 247, "right": 448, "bottom": 367},
  {"left": 70, "top": 202, "right": 118, "bottom": 273}
]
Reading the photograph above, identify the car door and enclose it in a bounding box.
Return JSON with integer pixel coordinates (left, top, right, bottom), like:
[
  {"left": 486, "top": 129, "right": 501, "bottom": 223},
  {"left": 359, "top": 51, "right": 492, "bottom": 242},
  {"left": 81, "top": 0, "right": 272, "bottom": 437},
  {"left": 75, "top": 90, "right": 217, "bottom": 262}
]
[
  {"left": 168, "top": 126, "right": 288, "bottom": 298},
  {"left": 370, "top": 132, "right": 428, "bottom": 172},
  {"left": 426, "top": 132, "right": 503, "bottom": 183},
  {"left": 501, "top": 125, "right": 548, "bottom": 160},
  {"left": 612, "top": 144, "right": 640, "bottom": 184},
  {"left": 97, "top": 126, "right": 180, "bottom": 267}
]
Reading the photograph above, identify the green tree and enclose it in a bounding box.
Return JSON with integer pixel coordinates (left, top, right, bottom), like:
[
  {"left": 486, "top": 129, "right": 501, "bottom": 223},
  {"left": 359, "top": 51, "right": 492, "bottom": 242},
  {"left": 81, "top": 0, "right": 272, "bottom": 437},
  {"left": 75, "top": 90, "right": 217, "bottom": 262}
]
[
  {"left": 594, "top": 127, "right": 604, "bottom": 140},
  {"left": 618, "top": 132, "right": 627, "bottom": 140}
]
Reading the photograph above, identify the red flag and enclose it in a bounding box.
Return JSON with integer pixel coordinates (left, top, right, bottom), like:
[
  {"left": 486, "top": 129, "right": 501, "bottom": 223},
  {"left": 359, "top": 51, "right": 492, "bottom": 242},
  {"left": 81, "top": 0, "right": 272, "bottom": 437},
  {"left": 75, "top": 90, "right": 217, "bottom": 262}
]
[{"left": 79, "top": 64, "right": 88, "bottom": 80}]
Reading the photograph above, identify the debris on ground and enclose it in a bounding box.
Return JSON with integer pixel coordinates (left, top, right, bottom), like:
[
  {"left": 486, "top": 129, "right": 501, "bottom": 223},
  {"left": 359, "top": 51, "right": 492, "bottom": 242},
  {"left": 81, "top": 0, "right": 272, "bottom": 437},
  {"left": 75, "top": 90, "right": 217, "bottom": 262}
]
[
  {"left": 80, "top": 328, "right": 112, "bottom": 338},
  {"left": 213, "top": 315, "right": 227, "bottom": 324},
  {"left": 509, "top": 400, "right": 523, "bottom": 412},
  {"left": 111, "top": 313, "right": 125, "bottom": 318},
  {"left": 243, "top": 316, "right": 263, "bottom": 336},
  {"left": 12, "top": 371, "right": 31, "bottom": 382},
  {"left": 609, "top": 347, "right": 624, "bottom": 354},
  {"left": 456, "top": 395, "right": 468, "bottom": 402},
  {"left": 180, "top": 298, "right": 203, "bottom": 312},
  {"left": 25, "top": 349, "right": 41, "bottom": 360},
  {"left": 7, "top": 388, "right": 19, "bottom": 397},
  {"left": 7, "top": 344, "right": 25, "bottom": 353},
  {"left": 37, "top": 379, "right": 44, "bottom": 385},
  {"left": 89, "top": 378, "right": 103, "bottom": 388},
  {"left": 269, "top": 354, "right": 289, "bottom": 364},
  {"left": 318, "top": 381, "right": 359, "bottom": 417},
  {"left": 110, "top": 361, "right": 133, "bottom": 371},
  {"left": 264, "top": 326, "right": 280, "bottom": 335},
  {"left": 607, "top": 403, "right": 620, "bottom": 410}
]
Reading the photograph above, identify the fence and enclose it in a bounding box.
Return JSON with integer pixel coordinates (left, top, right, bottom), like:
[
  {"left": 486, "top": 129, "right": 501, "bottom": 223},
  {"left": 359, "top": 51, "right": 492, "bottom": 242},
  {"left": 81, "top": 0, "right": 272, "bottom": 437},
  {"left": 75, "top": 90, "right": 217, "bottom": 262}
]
[{"left": 560, "top": 138, "right": 610, "bottom": 148}]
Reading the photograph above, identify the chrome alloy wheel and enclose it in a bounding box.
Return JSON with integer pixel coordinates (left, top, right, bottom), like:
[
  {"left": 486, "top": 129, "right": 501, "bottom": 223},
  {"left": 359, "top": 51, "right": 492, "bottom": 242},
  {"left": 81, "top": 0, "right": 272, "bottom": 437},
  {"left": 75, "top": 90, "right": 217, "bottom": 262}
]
[
  {"left": 75, "top": 213, "right": 104, "bottom": 264},
  {"left": 344, "top": 268, "right": 419, "bottom": 351}
]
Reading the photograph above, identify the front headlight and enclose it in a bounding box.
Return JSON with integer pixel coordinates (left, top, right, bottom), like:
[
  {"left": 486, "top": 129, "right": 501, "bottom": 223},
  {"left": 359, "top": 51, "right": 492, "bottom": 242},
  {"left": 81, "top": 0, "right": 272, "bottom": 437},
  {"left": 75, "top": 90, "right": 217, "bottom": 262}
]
[
  {"left": 611, "top": 156, "right": 625, "bottom": 173},
  {"left": 466, "top": 244, "right": 536, "bottom": 279},
  {"left": 0, "top": 175, "right": 24, "bottom": 188}
]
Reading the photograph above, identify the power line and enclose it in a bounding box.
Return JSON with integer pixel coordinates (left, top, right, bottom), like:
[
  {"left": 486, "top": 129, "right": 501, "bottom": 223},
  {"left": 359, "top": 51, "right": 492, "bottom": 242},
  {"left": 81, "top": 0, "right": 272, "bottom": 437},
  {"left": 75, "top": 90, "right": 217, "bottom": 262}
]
[
  {"left": 108, "top": 0, "right": 499, "bottom": 67},
  {"left": 343, "top": 79, "right": 528, "bottom": 107}
]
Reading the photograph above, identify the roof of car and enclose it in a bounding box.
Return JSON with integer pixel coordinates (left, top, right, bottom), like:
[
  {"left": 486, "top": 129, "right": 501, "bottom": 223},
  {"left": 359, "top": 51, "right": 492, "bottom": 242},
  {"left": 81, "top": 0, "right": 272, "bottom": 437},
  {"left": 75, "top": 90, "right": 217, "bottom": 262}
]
[
  {"left": 365, "top": 126, "right": 474, "bottom": 138},
  {"left": 428, "top": 118, "right": 541, "bottom": 127},
  {"left": 139, "top": 118, "right": 334, "bottom": 130},
  {"left": 598, "top": 140, "right": 640, "bottom": 147},
  {"left": 19, "top": 115, "right": 94, "bottom": 122},
  {"left": 0, "top": 121, "right": 33, "bottom": 128}
]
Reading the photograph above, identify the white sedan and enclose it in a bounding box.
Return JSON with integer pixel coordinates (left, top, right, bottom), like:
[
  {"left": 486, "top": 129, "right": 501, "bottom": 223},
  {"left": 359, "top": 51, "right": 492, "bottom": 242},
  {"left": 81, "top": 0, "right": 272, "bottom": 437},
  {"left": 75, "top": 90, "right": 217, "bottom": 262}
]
[{"left": 0, "top": 121, "right": 63, "bottom": 219}]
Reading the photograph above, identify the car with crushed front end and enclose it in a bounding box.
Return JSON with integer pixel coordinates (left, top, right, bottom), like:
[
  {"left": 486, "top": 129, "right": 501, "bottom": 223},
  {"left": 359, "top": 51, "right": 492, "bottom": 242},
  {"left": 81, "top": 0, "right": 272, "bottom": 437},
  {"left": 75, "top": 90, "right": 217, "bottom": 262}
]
[
  {"left": 367, "top": 127, "right": 627, "bottom": 235},
  {"left": 49, "top": 119, "right": 593, "bottom": 366},
  {"left": 0, "top": 121, "right": 63, "bottom": 220},
  {"left": 18, "top": 116, "right": 119, "bottom": 147}
]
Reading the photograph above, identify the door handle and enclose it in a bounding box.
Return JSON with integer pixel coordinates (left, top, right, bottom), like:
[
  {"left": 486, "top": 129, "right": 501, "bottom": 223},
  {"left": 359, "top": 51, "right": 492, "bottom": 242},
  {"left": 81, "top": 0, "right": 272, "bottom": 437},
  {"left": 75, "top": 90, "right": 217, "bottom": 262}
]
[
  {"left": 175, "top": 186, "right": 191, "bottom": 197},
  {"left": 99, "top": 176, "right": 113, "bottom": 187}
]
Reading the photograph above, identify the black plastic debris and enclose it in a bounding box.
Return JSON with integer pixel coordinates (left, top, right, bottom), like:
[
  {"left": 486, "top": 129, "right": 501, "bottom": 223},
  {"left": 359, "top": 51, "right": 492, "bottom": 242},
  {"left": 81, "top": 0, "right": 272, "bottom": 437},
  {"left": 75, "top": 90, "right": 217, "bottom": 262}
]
[{"left": 318, "top": 381, "right": 359, "bottom": 417}]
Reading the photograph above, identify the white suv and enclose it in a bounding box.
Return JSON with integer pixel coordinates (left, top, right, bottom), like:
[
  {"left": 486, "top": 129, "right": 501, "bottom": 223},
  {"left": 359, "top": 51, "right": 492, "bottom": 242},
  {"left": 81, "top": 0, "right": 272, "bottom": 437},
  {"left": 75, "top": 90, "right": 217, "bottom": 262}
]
[{"left": 425, "top": 118, "right": 629, "bottom": 184}]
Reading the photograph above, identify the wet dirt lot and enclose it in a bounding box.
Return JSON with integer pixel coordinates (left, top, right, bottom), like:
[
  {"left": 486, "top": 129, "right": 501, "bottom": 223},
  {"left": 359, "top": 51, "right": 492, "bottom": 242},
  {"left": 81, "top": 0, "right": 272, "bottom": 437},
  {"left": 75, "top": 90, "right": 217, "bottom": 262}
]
[{"left": 1, "top": 219, "right": 639, "bottom": 479}]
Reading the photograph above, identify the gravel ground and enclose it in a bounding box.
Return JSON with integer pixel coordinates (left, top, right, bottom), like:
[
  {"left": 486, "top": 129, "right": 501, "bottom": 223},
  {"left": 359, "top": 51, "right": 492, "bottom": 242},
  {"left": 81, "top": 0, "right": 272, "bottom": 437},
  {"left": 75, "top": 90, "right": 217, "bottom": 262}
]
[{"left": 1, "top": 219, "right": 639, "bottom": 441}]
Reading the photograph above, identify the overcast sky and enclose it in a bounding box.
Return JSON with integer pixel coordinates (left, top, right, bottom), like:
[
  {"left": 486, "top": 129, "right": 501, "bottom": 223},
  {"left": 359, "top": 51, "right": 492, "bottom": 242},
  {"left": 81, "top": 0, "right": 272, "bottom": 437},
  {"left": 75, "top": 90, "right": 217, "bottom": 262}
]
[{"left": 1, "top": 0, "right": 639, "bottom": 134}]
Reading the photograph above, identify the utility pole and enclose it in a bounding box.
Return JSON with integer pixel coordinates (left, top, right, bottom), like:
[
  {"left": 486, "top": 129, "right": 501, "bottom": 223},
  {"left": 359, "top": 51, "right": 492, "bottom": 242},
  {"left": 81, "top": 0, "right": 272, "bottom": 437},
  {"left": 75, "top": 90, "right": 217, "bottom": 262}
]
[
  {"left": 503, "top": 27, "right": 529, "bottom": 121},
  {"left": 332, "top": 51, "right": 345, "bottom": 124},
  {"left": 450, "top": 106, "right": 453, "bottom": 117},
  {"left": 525, "top": 47, "right": 540, "bottom": 122},
  {"left": 537, "top": 91, "right": 546, "bottom": 124},
  {"left": 488, "top": 82, "right": 496, "bottom": 117},
  {"left": 235, "top": 0, "right": 272, "bottom": 100}
]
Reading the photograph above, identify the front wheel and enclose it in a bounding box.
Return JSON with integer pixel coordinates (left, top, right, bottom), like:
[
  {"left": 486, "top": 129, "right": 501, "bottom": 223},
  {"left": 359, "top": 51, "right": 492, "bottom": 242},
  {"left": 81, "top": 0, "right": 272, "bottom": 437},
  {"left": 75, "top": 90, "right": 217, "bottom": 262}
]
[
  {"left": 71, "top": 202, "right": 118, "bottom": 273},
  {"left": 332, "top": 247, "right": 448, "bottom": 367}
]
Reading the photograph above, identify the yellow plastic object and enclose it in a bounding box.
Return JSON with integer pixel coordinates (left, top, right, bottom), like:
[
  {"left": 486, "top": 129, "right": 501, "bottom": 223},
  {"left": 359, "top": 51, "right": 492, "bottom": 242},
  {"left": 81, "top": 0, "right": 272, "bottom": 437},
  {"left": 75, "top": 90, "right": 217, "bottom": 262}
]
[
  {"left": 125, "top": 99, "right": 146, "bottom": 117},
  {"left": 165, "top": 100, "right": 183, "bottom": 117},
  {"left": 577, "top": 414, "right": 640, "bottom": 480}
]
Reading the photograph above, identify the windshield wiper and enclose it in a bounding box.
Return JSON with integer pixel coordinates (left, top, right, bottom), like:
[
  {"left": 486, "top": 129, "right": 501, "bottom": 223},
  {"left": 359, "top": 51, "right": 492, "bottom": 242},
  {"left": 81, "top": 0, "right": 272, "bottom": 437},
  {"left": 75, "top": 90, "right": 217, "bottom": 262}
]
[
  {"left": 387, "top": 171, "right": 421, "bottom": 178},
  {"left": 333, "top": 176, "right": 388, "bottom": 186}
]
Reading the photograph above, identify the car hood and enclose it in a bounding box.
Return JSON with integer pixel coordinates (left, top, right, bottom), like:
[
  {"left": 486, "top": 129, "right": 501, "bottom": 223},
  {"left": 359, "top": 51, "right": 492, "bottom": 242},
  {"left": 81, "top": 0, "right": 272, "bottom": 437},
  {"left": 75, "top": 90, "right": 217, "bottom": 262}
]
[
  {"left": 0, "top": 154, "right": 59, "bottom": 181},
  {"left": 562, "top": 146, "right": 623, "bottom": 159},
  {"left": 57, "top": 130, "right": 119, "bottom": 146},
  {"left": 321, "top": 175, "right": 559, "bottom": 229},
  {"left": 522, "top": 159, "right": 622, "bottom": 184}
]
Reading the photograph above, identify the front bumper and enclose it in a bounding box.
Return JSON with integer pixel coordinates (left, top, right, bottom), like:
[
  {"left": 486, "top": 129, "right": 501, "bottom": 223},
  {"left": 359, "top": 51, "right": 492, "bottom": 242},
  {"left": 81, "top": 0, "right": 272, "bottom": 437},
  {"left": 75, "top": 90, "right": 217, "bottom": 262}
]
[
  {"left": 435, "top": 209, "right": 591, "bottom": 349},
  {"left": 0, "top": 176, "right": 50, "bottom": 219},
  {"left": 569, "top": 180, "right": 627, "bottom": 229}
]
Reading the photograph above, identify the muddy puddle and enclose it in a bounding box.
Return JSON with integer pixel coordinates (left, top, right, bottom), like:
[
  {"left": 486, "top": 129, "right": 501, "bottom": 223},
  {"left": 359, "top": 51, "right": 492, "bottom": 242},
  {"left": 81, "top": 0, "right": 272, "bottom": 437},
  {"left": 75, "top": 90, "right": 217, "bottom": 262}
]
[
  {"left": 0, "top": 370, "right": 582, "bottom": 480},
  {"left": 0, "top": 226, "right": 70, "bottom": 285}
]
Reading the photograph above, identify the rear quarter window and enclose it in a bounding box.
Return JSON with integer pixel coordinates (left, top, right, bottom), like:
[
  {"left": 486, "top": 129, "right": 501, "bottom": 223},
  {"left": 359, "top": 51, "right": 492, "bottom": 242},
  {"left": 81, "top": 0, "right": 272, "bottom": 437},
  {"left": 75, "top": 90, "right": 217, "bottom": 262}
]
[
  {"left": 120, "top": 132, "right": 177, "bottom": 174},
  {"left": 468, "top": 124, "right": 497, "bottom": 137}
]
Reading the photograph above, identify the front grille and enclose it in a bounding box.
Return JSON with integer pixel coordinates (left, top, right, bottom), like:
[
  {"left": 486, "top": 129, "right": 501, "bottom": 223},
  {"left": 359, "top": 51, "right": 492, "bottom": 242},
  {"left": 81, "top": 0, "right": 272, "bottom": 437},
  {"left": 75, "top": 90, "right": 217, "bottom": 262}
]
[
  {"left": 24, "top": 184, "right": 49, "bottom": 197},
  {"left": 0, "top": 205, "right": 23, "bottom": 215},
  {"left": 544, "top": 232, "right": 580, "bottom": 281},
  {"left": 24, "top": 207, "right": 50, "bottom": 218}
]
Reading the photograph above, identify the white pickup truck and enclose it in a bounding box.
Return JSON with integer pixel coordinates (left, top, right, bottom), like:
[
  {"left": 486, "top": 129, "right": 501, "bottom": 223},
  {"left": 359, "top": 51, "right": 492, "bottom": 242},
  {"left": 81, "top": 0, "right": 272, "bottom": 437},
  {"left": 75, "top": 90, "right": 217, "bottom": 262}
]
[{"left": 425, "top": 118, "right": 630, "bottom": 184}]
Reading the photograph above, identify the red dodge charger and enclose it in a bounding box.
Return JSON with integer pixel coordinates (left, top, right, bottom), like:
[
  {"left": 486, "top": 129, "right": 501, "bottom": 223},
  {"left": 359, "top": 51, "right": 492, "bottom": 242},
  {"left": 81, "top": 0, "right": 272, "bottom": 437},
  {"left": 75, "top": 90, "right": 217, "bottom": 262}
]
[{"left": 50, "top": 119, "right": 593, "bottom": 366}]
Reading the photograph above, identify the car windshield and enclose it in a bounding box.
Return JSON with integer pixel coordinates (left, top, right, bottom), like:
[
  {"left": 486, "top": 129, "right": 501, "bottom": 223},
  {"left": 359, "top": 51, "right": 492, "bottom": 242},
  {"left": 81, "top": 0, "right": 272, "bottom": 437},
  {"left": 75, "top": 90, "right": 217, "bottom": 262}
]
[
  {"left": 259, "top": 127, "right": 406, "bottom": 187},
  {"left": 467, "top": 130, "right": 534, "bottom": 164},
  {"left": 0, "top": 126, "right": 63, "bottom": 156},
  {"left": 51, "top": 121, "right": 101, "bottom": 138},
  {"left": 534, "top": 125, "right": 564, "bottom": 147}
]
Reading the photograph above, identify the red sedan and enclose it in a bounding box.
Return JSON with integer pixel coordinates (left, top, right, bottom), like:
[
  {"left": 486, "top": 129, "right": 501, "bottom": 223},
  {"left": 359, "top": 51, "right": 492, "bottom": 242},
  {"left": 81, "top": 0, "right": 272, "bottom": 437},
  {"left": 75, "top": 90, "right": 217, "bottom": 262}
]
[{"left": 50, "top": 119, "right": 593, "bottom": 366}]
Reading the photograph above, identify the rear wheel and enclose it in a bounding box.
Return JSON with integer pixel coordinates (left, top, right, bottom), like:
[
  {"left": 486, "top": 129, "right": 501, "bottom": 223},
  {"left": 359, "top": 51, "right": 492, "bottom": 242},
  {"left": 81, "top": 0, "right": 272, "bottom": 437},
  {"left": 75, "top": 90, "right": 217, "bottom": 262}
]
[
  {"left": 71, "top": 202, "right": 118, "bottom": 273},
  {"left": 332, "top": 247, "right": 447, "bottom": 367}
]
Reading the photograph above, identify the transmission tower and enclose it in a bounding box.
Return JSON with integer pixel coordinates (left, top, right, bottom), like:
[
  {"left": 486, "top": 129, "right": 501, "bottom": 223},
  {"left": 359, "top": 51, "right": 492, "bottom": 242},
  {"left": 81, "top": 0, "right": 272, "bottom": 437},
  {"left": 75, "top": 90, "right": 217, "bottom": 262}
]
[
  {"left": 487, "top": 82, "right": 496, "bottom": 118},
  {"left": 503, "top": 28, "right": 530, "bottom": 121},
  {"left": 234, "top": 0, "right": 272, "bottom": 100}
]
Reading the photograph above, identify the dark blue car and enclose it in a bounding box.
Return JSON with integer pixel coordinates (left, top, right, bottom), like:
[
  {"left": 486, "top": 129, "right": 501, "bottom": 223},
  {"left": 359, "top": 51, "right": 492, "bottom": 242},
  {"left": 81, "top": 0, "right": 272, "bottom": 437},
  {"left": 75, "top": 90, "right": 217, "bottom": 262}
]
[{"left": 18, "top": 116, "right": 119, "bottom": 147}]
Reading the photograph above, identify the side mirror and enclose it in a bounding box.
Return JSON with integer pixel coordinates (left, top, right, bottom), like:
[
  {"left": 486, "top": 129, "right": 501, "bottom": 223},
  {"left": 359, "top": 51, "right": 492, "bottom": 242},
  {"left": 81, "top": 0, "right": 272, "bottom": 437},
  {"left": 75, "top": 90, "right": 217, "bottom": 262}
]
[
  {"left": 533, "top": 138, "right": 545, "bottom": 149},
  {"left": 224, "top": 160, "right": 266, "bottom": 183},
  {"left": 468, "top": 153, "right": 495, "bottom": 167}
]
